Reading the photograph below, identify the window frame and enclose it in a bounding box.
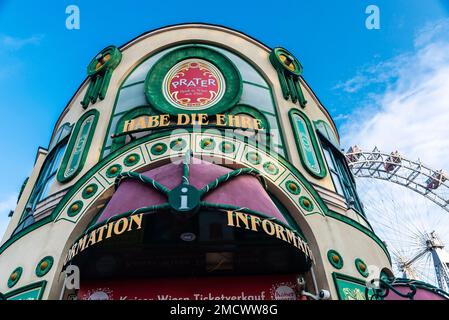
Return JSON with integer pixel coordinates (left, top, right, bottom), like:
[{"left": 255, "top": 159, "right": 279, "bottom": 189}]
[
  {"left": 13, "top": 138, "right": 69, "bottom": 235},
  {"left": 317, "top": 130, "right": 365, "bottom": 216}
]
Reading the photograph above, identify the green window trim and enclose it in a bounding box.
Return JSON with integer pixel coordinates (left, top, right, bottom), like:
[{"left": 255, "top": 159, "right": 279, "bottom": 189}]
[
  {"left": 110, "top": 106, "right": 156, "bottom": 153},
  {"left": 57, "top": 109, "right": 99, "bottom": 183},
  {"left": 289, "top": 109, "right": 327, "bottom": 179},
  {"left": 48, "top": 122, "right": 73, "bottom": 152},
  {"left": 314, "top": 120, "right": 339, "bottom": 148},
  {"left": 318, "top": 131, "right": 365, "bottom": 216},
  {"left": 14, "top": 138, "right": 69, "bottom": 235}
]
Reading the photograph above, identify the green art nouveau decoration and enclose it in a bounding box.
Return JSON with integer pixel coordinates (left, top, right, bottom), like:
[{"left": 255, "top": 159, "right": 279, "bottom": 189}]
[
  {"left": 269, "top": 47, "right": 307, "bottom": 107},
  {"left": 81, "top": 46, "right": 122, "bottom": 108},
  {"left": 4, "top": 281, "right": 47, "bottom": 300},
  {"left": 333, "top": 273, "right": 376, "bottom": 300},
  {"left": 57, "top": 110, "right": 99, "bottom": 183},
  {"left": 289, "top": 109, "right": 327, "bottom": 178},
  {"left": 145, "top": 46, "right": 242, "bottom": 115}
]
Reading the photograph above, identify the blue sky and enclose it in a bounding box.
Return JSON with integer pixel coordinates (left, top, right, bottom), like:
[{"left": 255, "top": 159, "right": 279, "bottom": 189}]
[{"left": 1, "top": 0, "right": 449, "bottom": 238}]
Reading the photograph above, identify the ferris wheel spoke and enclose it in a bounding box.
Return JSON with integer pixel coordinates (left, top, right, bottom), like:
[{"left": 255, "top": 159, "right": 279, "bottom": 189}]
[{"left": 346, "top": 147, "right": 449, "bottom": 290}]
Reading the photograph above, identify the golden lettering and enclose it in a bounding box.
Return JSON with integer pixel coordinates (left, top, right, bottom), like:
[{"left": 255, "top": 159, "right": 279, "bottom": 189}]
[
  {"left": 148, "top": 116, "right": 160, "bottom": 128},
  {"left": 227, "top": 115, "right": 240, "bottom": 127},
  {"left": 216, "top": 114, "right": 226, "bottom": 126},
  {"left": 177, "top": 114, "right": 190, "bottom": 125},
  {"left": 275, "top": 223, "right": 287, "bottom": 241},
  {"left": 262, "top": 219, "right": 276, "bottom": 236},
  {"left": 254, "top": 119, "right": 263, "bottom": 130},
  {"left": 124, "top": 120, "right": 134, "bottom": 132},
  {"left": 77, "top": 235, "right": 89, "bottom": 252},
  {"left": 106, "top": 222, "right": 115, "bottom": 239},
  {"left": 235, "top": 212, "right": 250, "bottom": 230},
  {"left": 160, "top": 114, "right": 170, "bottom": 127},
  {"left": 129, "top": 213, "right": 143, "bottom": 231},
  {"left": 285, "top": 229, "right": 298, "bottom": 247},
  {"left": 113, "top": 218, "right": 129, "bottom": 235},
  {"left": 135, "top": 117, "right": 147, "bottom": 130},
  {"left": 227, "top": 210, "right": 235, "bottom": 227},
  {"left": 198, "top": 114, "right": 209, "bottom": 125},
  {"left": 86, "top": 230, "right": 97, "bottom": 247},
  {"left": 96, "top": 225, "right": 109, "bottom": 243},
  {"left": 240, "top": 116, "right": 254, "bottom": 129},
  {"left": 249, "top": 215, "right": 262, "bottom": 232}
]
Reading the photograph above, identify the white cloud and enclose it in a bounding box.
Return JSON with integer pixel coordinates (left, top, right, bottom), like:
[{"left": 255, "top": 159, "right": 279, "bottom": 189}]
[
  {"left": 0, "top": 34, "right": 44, "bottom": 51},
  {"left": 339, "top": 19, "right": 449, "bottom": 285},
  {"left": 340, "top": 19, "right": 449, "bottom": 170},
  {"left": 0, "top": 194, "right": 17, "bottom": 241}
]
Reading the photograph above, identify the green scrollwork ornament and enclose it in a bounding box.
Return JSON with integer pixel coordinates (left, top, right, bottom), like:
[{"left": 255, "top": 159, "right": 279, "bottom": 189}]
[
  {"left": 81, "top": 46, "right": 122, "bottom": 108},
  {"left": 269, "top": 47, "right": 307, "bottom": 107}
]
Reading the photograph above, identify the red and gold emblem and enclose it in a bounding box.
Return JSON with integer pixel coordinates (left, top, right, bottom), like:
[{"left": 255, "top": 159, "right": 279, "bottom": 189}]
[{"left": 163, "top": 59, "right": 225, "bottom": 110}]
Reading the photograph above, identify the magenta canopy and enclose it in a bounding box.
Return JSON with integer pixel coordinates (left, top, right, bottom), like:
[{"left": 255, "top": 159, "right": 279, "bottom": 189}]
[{"left": 97, "top": 158, "right": 288, "bottom": 224}]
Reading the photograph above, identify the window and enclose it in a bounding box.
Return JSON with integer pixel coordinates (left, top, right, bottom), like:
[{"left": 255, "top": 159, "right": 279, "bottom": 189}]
[
  {"left": 111, "top": 106, "right": 155, "bottom": 152},
  {"left": 48, "top": 123, "right": 72, "bottom": 152},
  {"left": 315, "top": 120, "right": 339, "bottom": 147},
  {"left": 13, "top": 140, "right": 68, "bottom": 235},
  {"left": 318, "top": 131, "right": 364, "bottom": 215}
]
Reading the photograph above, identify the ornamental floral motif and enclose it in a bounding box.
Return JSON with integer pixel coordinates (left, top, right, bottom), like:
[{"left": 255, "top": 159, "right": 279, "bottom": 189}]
[{"left": 163, "top": 59, "right": 226, "bottom": 110}]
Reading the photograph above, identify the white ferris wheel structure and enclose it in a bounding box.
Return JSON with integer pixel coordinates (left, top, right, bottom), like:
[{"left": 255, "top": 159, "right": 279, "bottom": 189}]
[{"left": 345, "top": 146, "right": 449, "bottom": 292}]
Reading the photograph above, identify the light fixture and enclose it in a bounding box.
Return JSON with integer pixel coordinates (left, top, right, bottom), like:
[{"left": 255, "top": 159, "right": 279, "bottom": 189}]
[{"left": 180, "top": 232, "right": 196, "bottom": 242}]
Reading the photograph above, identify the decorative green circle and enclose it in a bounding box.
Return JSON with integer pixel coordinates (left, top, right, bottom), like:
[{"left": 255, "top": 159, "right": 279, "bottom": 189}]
[
  {"left": 355, "top": 258, "right": 369, "bottom": 278},
  {"left": 82, "top": 184, "right": 98, "bottom": 200},
  {"left": 263, "top": 162, "right": 279, "bottom": 175},
  {"left": 8, "top": 267, "right": 23, "bottom": 288},
  {"left": 220, "top": 142, "right": 236, "bottom": 154},
  {"left": 200, "top": 138, "right": 216, "bottom": 151},
  {"left": 145, "top": 46, "right": 242, "bottom": 115},
  {"left": 124, "top": 153, "right": 141, "bottom": 167},
  {"left": 327, "top": 250, "right": 344, "bottom": 270},
  {"left": 151, "top": 143, "right": 168, "bottom": 155},
  {"left": 299, "top": 196, "right": 314, "bottom": 212},
  {"left": 285, "top": 180, "right": 301, "bottom": 195},
  {"left": 246, "top": 152, "right": 262, "bottom": 165},
  {"left": 270, "top": 47, "right": 303, "bottom": 77},
  {"left": 67, "top": 200, "right": 84, "bottom": 217},
  {"left": 170, "top": 138, "right": 187, "bottom": 152},
  {"left": 35, "top": 256, "right": 54, "bottom": 277},
  {"left": 106, "top": 164, "right": 123, "bottom": 178},
  {"left": 88, "top": 46, "right": 122, "bottom": 76}
]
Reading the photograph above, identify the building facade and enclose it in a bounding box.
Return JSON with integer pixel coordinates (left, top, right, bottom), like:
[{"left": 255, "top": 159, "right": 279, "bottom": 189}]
[{"left": 0, "top": 24, "right": 394, "bottom": 300}]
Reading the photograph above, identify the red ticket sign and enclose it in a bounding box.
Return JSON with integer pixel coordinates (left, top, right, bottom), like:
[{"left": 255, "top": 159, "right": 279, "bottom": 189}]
[
  {"left": 79, "top": 274, "right": 302, "bottom": 300},
  {"left": 164, "top": 59, "right": 225, "bottom": 110}
]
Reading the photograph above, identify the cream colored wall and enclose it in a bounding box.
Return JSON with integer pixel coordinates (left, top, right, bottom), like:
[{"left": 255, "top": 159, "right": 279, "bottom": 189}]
[
  {"left": 2, "top": 149, "right": 47, "bottom": 242},
  {"left": 0, "top": 24, "right": 389, "bottom": 300},
  {"left": 305, "top": 214, "right": 391, "bottom": 298}
]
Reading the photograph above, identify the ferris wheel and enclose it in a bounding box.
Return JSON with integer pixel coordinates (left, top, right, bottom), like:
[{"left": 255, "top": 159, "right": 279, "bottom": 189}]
[{"left": 345, "top": 146, "right": 449, "bottom": 292}]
